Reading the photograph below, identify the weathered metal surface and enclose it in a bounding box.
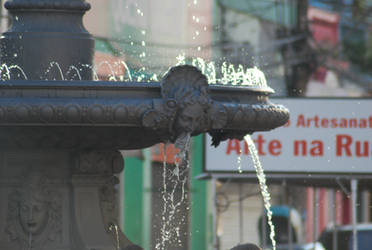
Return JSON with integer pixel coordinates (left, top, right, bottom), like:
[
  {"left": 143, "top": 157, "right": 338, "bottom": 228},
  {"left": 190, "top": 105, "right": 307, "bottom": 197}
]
[{"left": 0, "top": 66, "right": 289, "bottom": 149}]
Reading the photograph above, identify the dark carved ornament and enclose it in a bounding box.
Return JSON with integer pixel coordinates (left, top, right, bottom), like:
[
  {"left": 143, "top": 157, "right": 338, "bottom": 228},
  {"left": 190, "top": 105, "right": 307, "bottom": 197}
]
[
  {"left": 5, "top": 173, "right": 62, "bottom": 250},
  {"left": 99, "top": 177, "right": 120, "bottom": 231},
  {"left": 75, "top": 150, "right": 124, "bottom": 175},
  {"left": 142, "top": 65, "right": 217, "bottom": 141},
  {"left": 0, "top": 65, "right": 289, "bottom": 150}
]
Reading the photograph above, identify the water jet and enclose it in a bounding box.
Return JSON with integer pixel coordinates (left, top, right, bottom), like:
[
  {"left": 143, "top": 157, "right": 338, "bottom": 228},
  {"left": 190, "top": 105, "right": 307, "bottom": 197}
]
[{"left": 0, "top": 0, "right": 289, "bottom": 249}]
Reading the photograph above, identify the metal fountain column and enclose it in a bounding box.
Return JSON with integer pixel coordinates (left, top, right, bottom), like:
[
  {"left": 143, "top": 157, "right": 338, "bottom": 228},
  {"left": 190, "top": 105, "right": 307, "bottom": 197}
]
[
  {"left": 0, "top": 1, "right": 131, "bottom": 249},
  {"left": 0, "top": 0, "right": 94, "bottom": 80}
]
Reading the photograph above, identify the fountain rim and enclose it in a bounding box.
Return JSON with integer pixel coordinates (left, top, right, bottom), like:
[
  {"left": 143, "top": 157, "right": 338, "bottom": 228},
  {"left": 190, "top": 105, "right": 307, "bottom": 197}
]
[
  {"left": 4, "top": 1, "right": 91, "bottom": 12},
  {"left": 0, "top": 80, "right": 275, "bottom": 94}
]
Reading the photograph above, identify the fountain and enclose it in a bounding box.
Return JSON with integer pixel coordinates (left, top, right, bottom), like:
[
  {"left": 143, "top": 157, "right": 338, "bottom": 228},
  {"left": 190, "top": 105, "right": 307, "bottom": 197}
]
[{"left": 0, "top": 0, "right": 289, "bottom": 249}]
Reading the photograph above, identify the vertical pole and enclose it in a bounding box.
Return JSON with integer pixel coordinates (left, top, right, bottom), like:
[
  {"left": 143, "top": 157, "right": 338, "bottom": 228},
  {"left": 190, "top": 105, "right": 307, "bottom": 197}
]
[
  {"left": 351, "top": 179, "right": 358, "bottom": 250},
  {"left": 361, "top": 190, "right": 370, "bottom": 222},
  {"left": 212, "top": 177, "right": 218, "bottom": 250},
  {"left": 305, "top": 188, "right": 313, "bottom": 243},
  {"left": 288, "top": 194, "right": 293, "bottom": 250},
  {"left": 313, "top": 188, "right": 319, "bottom": 243},
  {"left": 332, "top": 189, "right": 337, "bottom": 250},
  {"left": 262, "top": 200, "right": 267, "bottom": 250},
  {"left": 239, "top": 182, "right": 243, "bottom": 244}
]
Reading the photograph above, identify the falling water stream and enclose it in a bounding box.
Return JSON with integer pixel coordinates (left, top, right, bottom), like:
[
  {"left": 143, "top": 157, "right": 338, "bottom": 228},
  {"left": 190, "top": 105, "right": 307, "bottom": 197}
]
[
  {"left": 245, "top": 135, "right": 277, "bottom": 250},
  {"left": 156, "top": 133, "right": 191, "bottom": 250}
]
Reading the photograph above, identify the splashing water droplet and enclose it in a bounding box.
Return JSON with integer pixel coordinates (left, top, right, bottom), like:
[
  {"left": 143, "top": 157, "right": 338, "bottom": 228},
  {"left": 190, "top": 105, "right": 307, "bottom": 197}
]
[
  {"left": 176, "top": 53, "right": 186, "bottom": 65},
  {"left": 66, "top": 65, "right": 82, "bottom": 80},
  {"left": 237, "top": 148, "right": 243, "bottom": 173},
  {"left": 109, "top": 223, "right": 121, "bottom": 250},
  {"left": 44, "top": 62, "right": 65, "bottom": 80}
]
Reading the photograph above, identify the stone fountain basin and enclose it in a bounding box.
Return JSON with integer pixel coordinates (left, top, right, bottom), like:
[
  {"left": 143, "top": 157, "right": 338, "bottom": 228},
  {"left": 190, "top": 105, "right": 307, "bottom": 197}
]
[{"left": 0, "top": 80, "right": 289, "bottom": 150}]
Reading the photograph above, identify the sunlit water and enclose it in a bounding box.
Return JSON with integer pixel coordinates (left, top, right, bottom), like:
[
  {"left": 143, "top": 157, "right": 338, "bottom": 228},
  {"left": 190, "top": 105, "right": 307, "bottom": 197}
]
[
  {"left": 108, "top": 223, "right": 121, "bottom": 250},
  {"left": 237, "top": 148, "right": 243, "bottom": 174},
  {"left": 245, "top": 135, "right": 276, "bottom": 250},
  {"left": 156, "top": 134, "right": 191, "bottom": 250},
  {"left": 0, "top": 57, "right": 270, "bottom": 91}
]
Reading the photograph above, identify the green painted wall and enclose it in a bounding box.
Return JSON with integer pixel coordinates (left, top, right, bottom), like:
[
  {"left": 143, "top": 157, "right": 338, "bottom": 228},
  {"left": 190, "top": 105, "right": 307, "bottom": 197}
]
[
  {"left": 123, "top": 157, "right": 144, "bottom": 246},
  {"left": 142, "top": 149, "right": 152, "bottom": 249},
  {"left": 191, "top": 135, "right": 209, "bottom": 250}
]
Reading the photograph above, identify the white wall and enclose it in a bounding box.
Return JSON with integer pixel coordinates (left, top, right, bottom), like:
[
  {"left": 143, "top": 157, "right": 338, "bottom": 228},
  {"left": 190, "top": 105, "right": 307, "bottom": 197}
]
[
  {"left": 84, "top": 0, "right": 110, "bottom": 37},
  {"left": 217, "top": 183, "right": 263, "bottom": 249}
]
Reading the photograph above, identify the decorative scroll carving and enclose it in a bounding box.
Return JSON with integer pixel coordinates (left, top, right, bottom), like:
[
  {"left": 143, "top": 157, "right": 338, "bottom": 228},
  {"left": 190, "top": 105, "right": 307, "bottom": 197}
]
[
  {"left": 99, "top": 177, "right": 120, "bottom": 230},
  {"left": 209, "top": 103, "right": 228, "bottom": 129},
  {"left": 75, "top": 150, "right": 124, "bottom": 175},
  {"left": 209, "top": 103, "right": 290, "bottom": 146},
  {"left": 0, "top": 102, "right": 150, "bottom": 125},
  {"left": 5, "top": 173, "right": 62, "bottom": 249}
]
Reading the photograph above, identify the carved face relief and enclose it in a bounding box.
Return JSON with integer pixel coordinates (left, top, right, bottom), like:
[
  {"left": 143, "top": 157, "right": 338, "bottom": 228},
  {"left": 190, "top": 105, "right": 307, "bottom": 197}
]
[
  {"left": 5, "top": 173, "right": 62, "bottom": 248},
  {"left": 18, "top": 196, "right": 49, "bottom": 235},
  {"left": 175, "top": 102, "right": 204, "bottom": 133},
  {"left": 160, "top": 65, "right": 213, "bottom": 140}
]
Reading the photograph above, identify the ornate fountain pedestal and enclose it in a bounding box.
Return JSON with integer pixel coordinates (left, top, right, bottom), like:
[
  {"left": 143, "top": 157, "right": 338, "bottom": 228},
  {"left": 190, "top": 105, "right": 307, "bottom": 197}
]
[{"left": 0, "top": 1, "right": 289, "bottom": 250}]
